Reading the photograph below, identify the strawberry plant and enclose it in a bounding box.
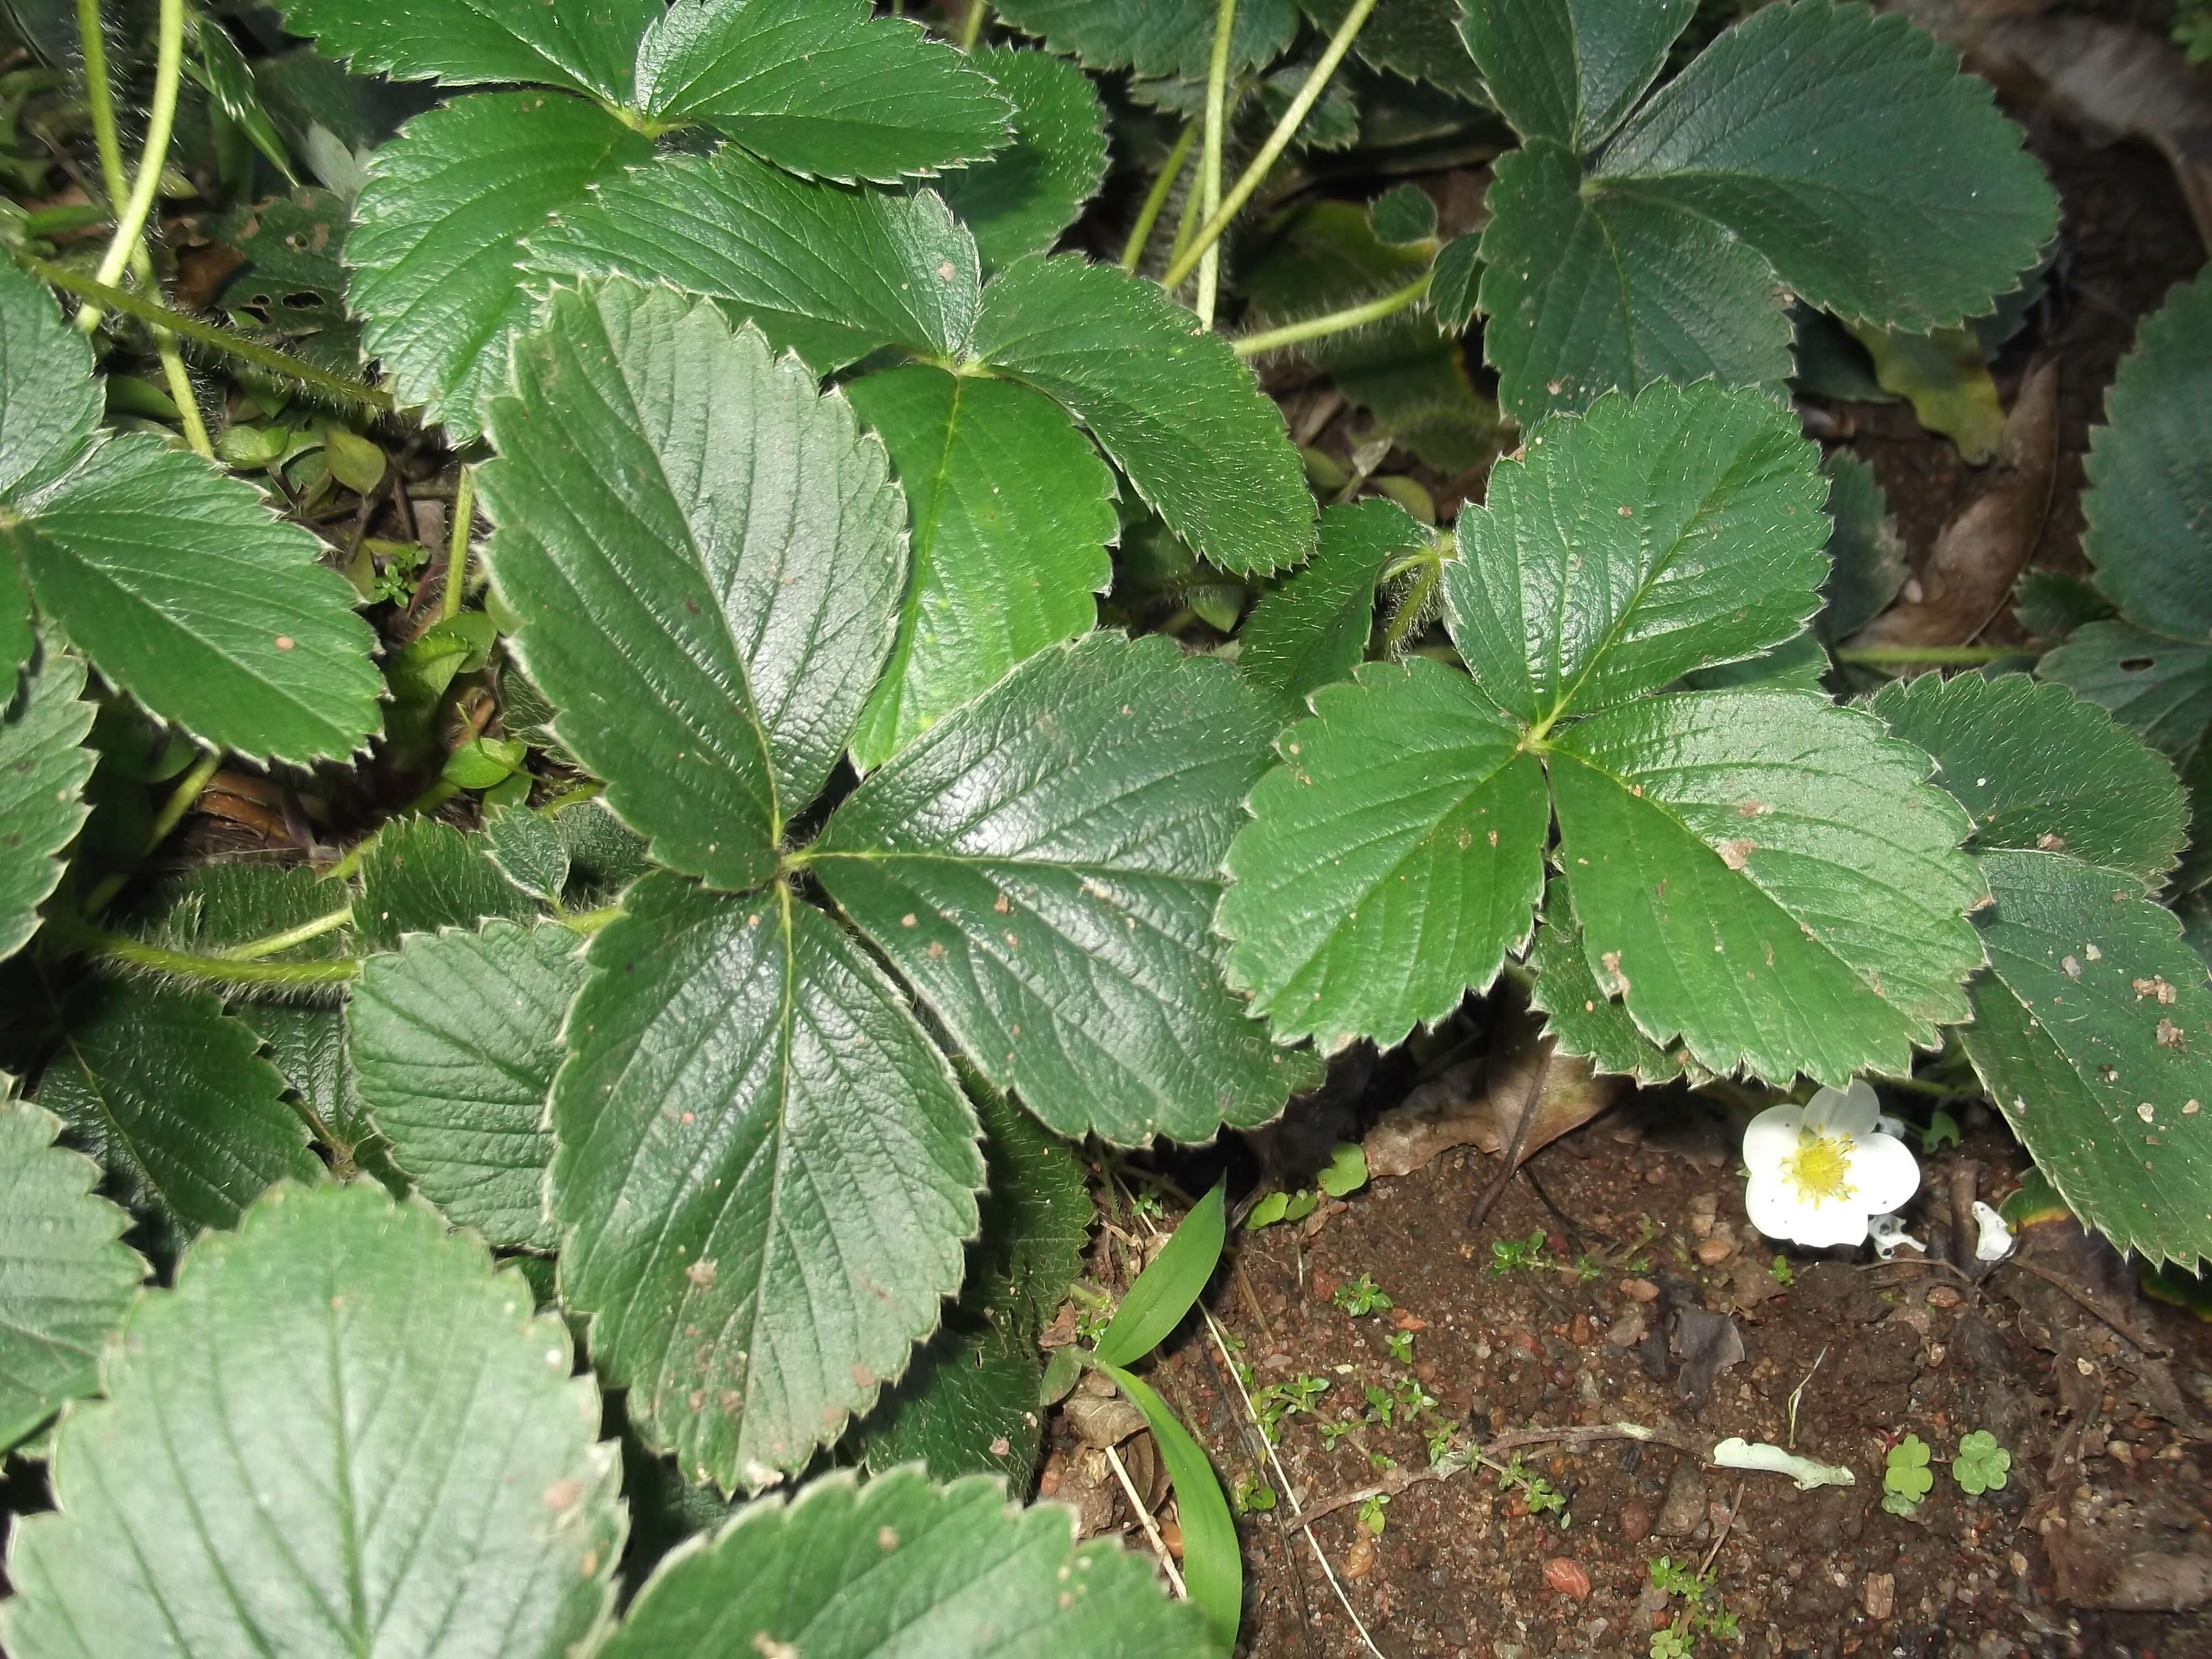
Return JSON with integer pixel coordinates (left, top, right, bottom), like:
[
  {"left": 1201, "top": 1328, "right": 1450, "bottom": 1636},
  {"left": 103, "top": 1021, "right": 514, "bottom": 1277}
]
[{"left": 0, "top": 0, "right": 2205, "bottom": 1652}]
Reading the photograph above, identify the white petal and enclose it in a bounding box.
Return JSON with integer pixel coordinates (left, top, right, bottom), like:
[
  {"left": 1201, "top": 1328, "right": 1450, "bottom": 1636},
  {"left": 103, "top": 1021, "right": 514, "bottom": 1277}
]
[
  {"left": 1791, "top": 1194, "right": 1872, "bottom": 1250},
  {"left": 1741, "top": 1105, "right": 1803, "bottom": 1175},
  {"left": 1845, "top": 1133, "right": 1922, "bottom": 1216},
  {"left": 1745, "top": 1173, "right": 1811, "bottom": 1242},
  {"left": 1803, "top": 1077, "right": 1881, "bottom": 1140},
  {"left": 1971, "top": 1201, "right": 2015, "bottom": 1262}
]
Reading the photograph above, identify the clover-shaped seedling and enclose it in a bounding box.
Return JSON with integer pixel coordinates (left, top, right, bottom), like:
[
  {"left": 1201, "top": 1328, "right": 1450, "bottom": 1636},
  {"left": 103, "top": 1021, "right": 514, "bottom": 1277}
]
[
  {"left": 1953, "top": 1430, "right": 2011, "bottom": 1495},
  {"left": 1881, "top": 1434, "right": 1934, "bottom": 1516}
]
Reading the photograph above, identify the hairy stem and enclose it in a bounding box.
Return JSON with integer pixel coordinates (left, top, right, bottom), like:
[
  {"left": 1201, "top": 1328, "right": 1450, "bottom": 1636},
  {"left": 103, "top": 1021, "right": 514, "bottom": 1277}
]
[
  {"left": 1162, "top": 0, "right": 1379, "bottom": 292},
  {"left": 1234, "top": 272, "right": 1431, "bottom": 357},
  {"left": 155, "top": 330, "right": 213, "bottom": 456},
  {"left": 1196, "top": 0, "right": 1237, "bottom": 328},
  {"left": 1120, "top": 124, "right": 1196, "bottom": 272},
  {"left": 80, "top": 0, "right": 184, "bottom": 330},
  {"left": 441, "top": 466, "right": 475, "bottom": 622},
  {"left": 1375, "top": 550, "right": 1439, "bottom": 659},
  {"left": 19, "top": 253, "right": 394, "bottom": 409},
  {"left": 222, "top": 904, "right": 354, "bottom": 961},
  {"left": 1832, "top": 644, "right": 2017, "bottom": 667},
  {"left": 45, "top": 916, "right": 361, "bottom": 987}
]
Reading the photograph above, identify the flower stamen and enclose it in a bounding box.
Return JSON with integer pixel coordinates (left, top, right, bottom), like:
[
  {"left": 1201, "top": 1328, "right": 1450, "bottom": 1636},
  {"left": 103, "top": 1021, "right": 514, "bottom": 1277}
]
[{"left": 1781, "top": 1129, "right": 1857, "bottom": 1205}]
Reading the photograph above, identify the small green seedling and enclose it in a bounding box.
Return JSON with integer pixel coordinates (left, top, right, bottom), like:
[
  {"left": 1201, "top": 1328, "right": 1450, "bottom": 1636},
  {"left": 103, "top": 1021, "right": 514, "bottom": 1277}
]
[
  {"left": 1317, "top": 1418, "right": 1356, "bottom": 1452},
  {"left": 1488, "top": 1227, "right": 1555, "bottom": 1276},
  {"left": 1768, "top": 1255, "right": 1795, "bottom": 1287},
  {"left": 1333, "top": 1274, "right": 1392, "bottom": 1316},
  {"left": 1384, "top": 1328, "right": 1413, "bottom": 1363},
  {"left": 1882, "top": 1434, "right": 1934, "bottom": 1516},
  {"left": 1243, "top": 1188, "right": 1318, "bottom": 1230},
  {"left": 1316, "top": 1141, "right": 1369, "bottom": 1197},
  {"left": 1953, "top": 1430, "right": 2011, "bottom": 1495},
  {"left": 1920, "top": 1108, "right": 1963, "bottom": 1152},
  {"left": 1647, "top": 1556, "right": 1739, "bottom": 1656},
  {"left": 1253, "top": 1374, "right": 1328, "bottom": 1442},
  {"left": 1357, "top": 1493, "right": 1389, "bottom": 1536},
  {"left": 1500, "top": 1455, "right": 1569, "bottom": 1525},
  {"left": 1233, "top": 1470, "right": 1276, "bottom": 1514},
  {"left": 1363, "top": 1382, "right": 1395, "bottom": 1427},
  {"left": 1426, "top": 1423, "right": 1459, "bottom": 1467}
]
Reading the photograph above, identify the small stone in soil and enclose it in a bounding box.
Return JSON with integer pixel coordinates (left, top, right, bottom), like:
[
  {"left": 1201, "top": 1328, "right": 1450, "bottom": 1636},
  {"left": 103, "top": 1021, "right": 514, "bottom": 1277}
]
[
  {"left": 1619, "top": 1500, "right": 1653, "bottom": 1545},
  {"left": 1542, "top": 1557, "right": 1592, "bottom": 1598},
  {"left": 1694, "top": 1237, "right": 1736, "bottom": 1265},
  {"left": 1656, "top": 1460, "right": 1708, "bottom": 1536},
  {"left": 1606, "top": 1311, "right": 1647, "bottom": 1348},
  {"left": 1863, "top": 1571, "right": 1896, "bottom": 1620},
  {"left": 1621, "top": 1278, "right": 1660, "bottom": 1303}
]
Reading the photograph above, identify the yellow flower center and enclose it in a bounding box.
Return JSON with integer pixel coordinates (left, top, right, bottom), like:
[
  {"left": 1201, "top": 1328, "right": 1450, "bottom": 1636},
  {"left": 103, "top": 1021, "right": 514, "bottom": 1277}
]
[{"left": 1781, "top": 1129, "right": 1856, "bottom": 1204}]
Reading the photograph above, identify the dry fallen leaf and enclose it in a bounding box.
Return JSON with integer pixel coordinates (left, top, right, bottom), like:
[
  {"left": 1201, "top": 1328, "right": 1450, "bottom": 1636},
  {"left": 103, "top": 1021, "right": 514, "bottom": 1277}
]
[
  {"left": 1364, "top": 1036, "right": 1620, "bottom": 1180},
  {"left": 1848, "top": 357, "right": 2058, "bottom": 649}
]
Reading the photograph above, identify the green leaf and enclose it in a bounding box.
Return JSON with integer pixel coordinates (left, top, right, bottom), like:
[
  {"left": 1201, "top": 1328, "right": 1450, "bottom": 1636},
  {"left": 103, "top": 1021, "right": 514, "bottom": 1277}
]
[
  {"left": 942, "top": 47, "right": 1109, "bottom": 270},
  {"left": 854, "top": 1319, "right": 1047, "bottom": 1486},
  {"left": 1431, "top": 231, "right": 1482, "bottom": 333},
  {"left": 1303, "top": 0, "right": 1490, "bottom": 97},
  {"left": 238, "top": 1004, "right": 387, "bottom": 1179},
  {"left": 0, "top": 1086, "right": 142, "bottom": 1453},
  {"left": 153, "top": 862, "right": 353, "bottom": 959},
  {"left": 597, "top": 1465, "right": 1215, "bottom": 1657},
  {"left": 1102, "top": 1364, "right": 1240, "bottom": 1651},
  {"left": 193, "top": 19, "right": 297, "bottom": 183},
  {"left": 964, "top": 1083, "right": 1093, "bottom": 1332},
  {"left": 33, "top": 980, "right": 324, "bottom": 1250},
  {"left": 275, "top": 0, "right": 657, "bottom": 101},
  {"left": 0, "top": 1182, "right": 624, "bottom": 1659},
  {"left": 2080, "top": 269, "right": 2212, "bottom": 641},
  {"left": 0, "top": 273, "right": 378, "bottom": 764},
  {"left": 349, "top": 920, "right": 585, "bottom": 1250},
  {"left": 1870, "top": 672, "right": 2188, "bottom": 891},
  {"left": 1443, "top": 379, "right": 1829, "bottom": 725},
  {"left": 1527, "top": 885, "right": 1689, "bottom": 1084},
  {"left": 2041, "top": 622, "right": 2212, "bottom": 757},
  {"left": 1677, "top": 629, "right": 1829, "bottom": 693},
  {"left": 1218, "top": 658, "right": 1550, "bottom": 1052},
  {"left": 844, "top": 366, "right": 1115, "bottom": 771},
  {"left": 813, "top": 634, "right": 1319, "bottom": 1144},
  {"left": 555, "top": 795, "right": 652, "bottom": 895},
  {"left": 1820, "top": 454, "right": 1906, "bottom": 640},
  {"left": 1475, "top": 138, "right": 1793, "bottom": 423},
  {"left": 1959, "top": 849, "right": 2212, "bottom": 1270},
  {"left": 970, "top": 254, "right": 1314, "bottom": 576},
  {"left": 551, "top": 875, "right": 981, "bottom": 1490},
  {"left": 1548, "top": 691, "right": 1986, "bottom": 1084},
  {"left": 346, "top": 93, "right": 653, "bottom": 441},
  {"left": 354, "top": 817, "right": 538, "bottom": 951},
  {"left": 994, "top": 0, "right": 1296, "bottom": 77},
  {"left": 1458, "top": 0, "right": 1695, "bottom": 149},
  {"left": 484, "top": 806, "right": 572, "bottom": 905},
  {"left": 1239, "top": 499, "right": 1428, "bottom": 719},
  {"left": 483, "top": 279, "right": 906, "bottom": 892},
  {"left": 526, "top": 146, "right": 982, "bottom": 374},
  {"left": 0, "top": 644, "right": 93, "bottom": 964},
  {"left": 1845, "top": 321, "right": 2005, "bottom": 465},
  {"left": 1094, "top": 1180, "right": 1224, "bottom": 1368},
  {"left": 634, "top": 0, "right": 1011, "bottom": 183}
]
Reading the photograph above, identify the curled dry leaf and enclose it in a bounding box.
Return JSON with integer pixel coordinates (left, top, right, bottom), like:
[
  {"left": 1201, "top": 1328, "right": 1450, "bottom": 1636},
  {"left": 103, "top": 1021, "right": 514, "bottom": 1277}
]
[
  {"left": 1364, "top": 1036, "right": 1619, "bottom": 1180},
  {"left": 1848, "top": 357, "right": 2058, "bottom": 649}
]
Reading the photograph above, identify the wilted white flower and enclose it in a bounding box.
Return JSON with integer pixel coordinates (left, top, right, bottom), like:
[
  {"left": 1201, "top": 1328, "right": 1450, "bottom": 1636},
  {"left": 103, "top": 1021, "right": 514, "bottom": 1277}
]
[
  {"left": 1970, "top": 1201, "right": 2016, "bottom": 1262},
  {"left": 1868, "top": 1213, "right": 1927, "bottom": 1261},
  {"left": 1742, "top": 1079, "right": 1921, "bottom": 1249}
]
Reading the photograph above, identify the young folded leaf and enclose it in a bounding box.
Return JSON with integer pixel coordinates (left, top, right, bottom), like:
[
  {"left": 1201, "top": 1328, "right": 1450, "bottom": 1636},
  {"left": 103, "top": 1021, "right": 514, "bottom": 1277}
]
[
  {"left": 0, "top": 265, "right": 379, "bottom": 765},
  {"left": 1464, "top": 0, "right": 2058, "bottom": 421},
  {"left": 0, "top": 1183, "right": 624, "bottom": 1659},
  {"left": 0, "top": 1083, "right": 143, "bottom": 1453},
  {"left": 1220, "top": 380, "right": 1987, "bottom": 1081},
  {"left": 596, "top": 1467, "right": 1216, "bottom": 1657},
  {"left": 1873, "top": 672, "right": 2212, "bottom": 1269}
]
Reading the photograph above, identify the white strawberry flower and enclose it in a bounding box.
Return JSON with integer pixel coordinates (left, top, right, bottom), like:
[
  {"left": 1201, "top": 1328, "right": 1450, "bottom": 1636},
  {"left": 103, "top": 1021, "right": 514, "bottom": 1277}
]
[{"left": 1742, "top": 1078, "right": 1922, "bottom": 1250}]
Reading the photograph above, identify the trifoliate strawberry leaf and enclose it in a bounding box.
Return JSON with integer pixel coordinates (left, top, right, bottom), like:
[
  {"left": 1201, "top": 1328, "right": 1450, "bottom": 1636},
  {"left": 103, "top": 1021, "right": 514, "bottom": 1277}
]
[
  {"left": 2041, "top": 622, "right": 2212, "bottom": 758},
  {"left": 844, "top": 366, "right": 1115, "bottom": 772},
  {"left": 552, "top": 875, "right": 981, "bottom": 1490},
  {"left": 1526, "top": 884, "right": 1692, "bottom": 1084},
  {"left": 1474, "top": 1, "right": 2056, "bottom": 422},
  {"left": 0, "top": 1182, "right": 624, "bottom": 1659},
  {"left": 353, "top": 817, "right": 538, "bottom": 951},
  {"left": 346, "top": 93, "right": 652, "bottom": 442},
  {"left": 942, "top": 48, "right": 1107, "bottom": 271},
  {"left": 971, "top": 255, "right": 1313, "bottom": 576},
  {"left": 1239, "top": 499, "right": 1430, "bottom": 720},
  {"left": 482, "top": 279, "right": 906, "bottom": 893},
  {"left": 1958, "top": 850, "right": 2212, "bottom": 1270},
  {"left": 1443, "top": 380, "right": 1829, "bottom": 724},
  {"left": 1870, "top": 672, "right": 2188, "bottom": 891},
  {"left": 274, "top": 0, "right": 656, "bottom": 101},
  {"left": 2079, "top": 270, "right": 2212, "bottom": 643},
  {"left": 349, "top": 920, "right": 584, "bottom": 1250},
  {"left": 0, "top": 1084, "right": 142, "bottom": 1453},
  {"left": 0, "top": 268, "right": 378, "bottom": 764},
  {"left": 598, "top": 1466, "right": 1214, "bottom": 1657},
  {"left": 33, "top": 979, "right": 324, "bottom": 1251},
  {"left": 1219, "top": 658, "right": 1550, "bottom": 1053},
  {"left": 994, "top": 0, "right": 1297, "bottom": 77},
  {"left": 0, "top": 644, "right": 92, "bottom": 964},
  {"left": 814, "top": 634, "right": 1319, "bottom": 1143},
  {"left": 1458, "top": 0, "right": 1694, "bottom": 150},
  {"left": 633, "top": 0, "right": 1010, "bottom": 184},
  {"left": 526, "top": 147, "right": 982, "bottom": 374},
  {"left": 1548, "top": 691, "right": 1985, "bottom": 1083}
]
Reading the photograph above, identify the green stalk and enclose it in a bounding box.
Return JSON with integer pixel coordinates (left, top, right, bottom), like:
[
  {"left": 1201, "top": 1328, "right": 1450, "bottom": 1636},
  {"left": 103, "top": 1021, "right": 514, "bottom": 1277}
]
[
  {"left": 1120, "top": 125, "right": 1196, "bottom": 272},
  {"left": 1196, "top": 0, "right": 1236, "bottom": 328},
  {"left": 155, "top": 328, "right": 213, "bottom": 456},
  {"left": 959, "top": 0, "right": 989, "bottom": 50},
  {"left": 79, "top": 0, "right": 184, "bottom": 331},
  {"left": 1831, "top": 645, "right": 2016, "bottom": 667},
  {"left": 147, "top": 746, "right": 219, "bottom": 848},
  {"left": 222, "top": 904, "right": 354, "bottom": 961},
  {"left": 441, "top": 465, "right": 475, "bottom": 621},
  {"left": 1376, "top": 552, "right": 1439, "bottom": 660},
  {"left": 19, "top": 253, "right": 394, "bottom": 409},
  {"left": 45, "top": 916, "right": 361, "bottom": 987},
  {"left": 1161, "top": 0, "right": 1379, "bottom": 292},
  {"left": 1234, "top": 272, "right": 1430, "bottom": 357}
]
